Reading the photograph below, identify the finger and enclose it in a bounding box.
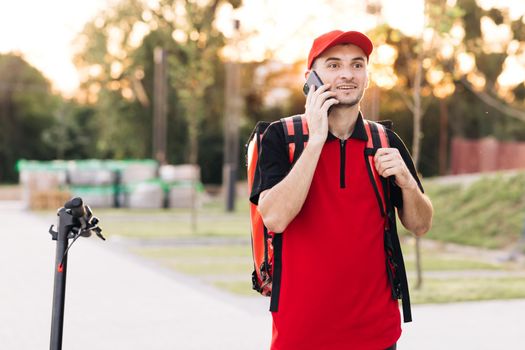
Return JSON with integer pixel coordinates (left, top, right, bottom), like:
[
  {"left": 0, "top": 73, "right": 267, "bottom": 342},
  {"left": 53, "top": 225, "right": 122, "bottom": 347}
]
[
  {"left": 375, "top": 154, "right": 393, "bottom": 168},
  {"left": 374, "top": 148, "right": 395, "bottom": 158},
  {"left": 374, "top": 150, "right": 400, "bottom": 164},
  {"left": 380, "top": 168, "right": 396, "bottom": 178},
  {"left": 314, "top": 91, "right": 337, "bottom": 110},
  {"left": 376, "top": 159, "right": 401, "bottom": 175},
  {"left": 374, "top": 150, "right": 388, "bottom": 163},
  {"left": 375, "top": 152, "right": 395, "bottom": 163},
  {"left": 318, "top": 90, "right": 337, "bottom": 101},
  {"left": 377, "top": 162, "right": 403, "bottom": 177},
  {"left": 374, "top": 148, "right": 388, "bottom": 156},
  {"left": 320, "top": 98, "right": 339, "bottom": 114},
  {"left": 379, "top": 161, "right": 400, "bottom": 171},
  {"left": 306, "top": 84, "right": 316, "bottom": 106},
  {"left": 314, "top": 83, "right": 331, "bottom": 95}
]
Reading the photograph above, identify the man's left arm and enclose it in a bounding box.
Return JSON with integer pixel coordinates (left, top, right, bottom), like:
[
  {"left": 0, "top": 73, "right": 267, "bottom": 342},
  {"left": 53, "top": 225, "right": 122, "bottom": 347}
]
[{"left": 374, "top": 147, "right": 433, "bottom": 237}]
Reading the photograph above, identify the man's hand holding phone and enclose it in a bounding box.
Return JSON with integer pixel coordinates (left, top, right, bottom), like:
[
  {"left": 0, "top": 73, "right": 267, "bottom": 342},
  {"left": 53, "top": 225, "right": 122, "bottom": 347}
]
[{"left": 304, "top": 72, "right": 339, "bottom": 146}]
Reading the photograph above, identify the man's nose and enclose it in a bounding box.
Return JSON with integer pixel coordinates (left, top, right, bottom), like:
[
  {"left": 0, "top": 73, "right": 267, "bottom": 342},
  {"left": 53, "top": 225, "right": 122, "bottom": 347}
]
[{"left": 338, "top": 67, "right": 354, "bottom": 80}]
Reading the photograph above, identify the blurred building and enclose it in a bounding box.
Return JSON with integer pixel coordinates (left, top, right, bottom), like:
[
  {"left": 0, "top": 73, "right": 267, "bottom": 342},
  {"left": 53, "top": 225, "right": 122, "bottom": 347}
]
[{"left": 450, "top": 137, "right": 525, "bottom": 174}]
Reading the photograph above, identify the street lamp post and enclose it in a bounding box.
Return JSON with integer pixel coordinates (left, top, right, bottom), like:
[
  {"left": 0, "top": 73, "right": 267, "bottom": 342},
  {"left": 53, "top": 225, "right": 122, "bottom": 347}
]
[{"left": 223, "top": 19, "right": 242, "bottom": 212}]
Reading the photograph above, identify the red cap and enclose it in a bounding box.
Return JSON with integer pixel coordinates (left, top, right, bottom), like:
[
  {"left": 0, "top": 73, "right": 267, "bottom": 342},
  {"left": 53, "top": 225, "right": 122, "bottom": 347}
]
[{"left": 307, "top": 30, "right": 373, "bottom": 69}]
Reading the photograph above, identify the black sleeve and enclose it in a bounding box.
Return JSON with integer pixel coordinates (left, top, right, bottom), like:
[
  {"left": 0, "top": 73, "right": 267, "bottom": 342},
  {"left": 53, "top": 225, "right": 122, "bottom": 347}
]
[
  {"left": 249, "top": 122, "right": 290, "bottom": 205},
  {"left": 386, "top": 129, "right": 424, "bottom": 209}
]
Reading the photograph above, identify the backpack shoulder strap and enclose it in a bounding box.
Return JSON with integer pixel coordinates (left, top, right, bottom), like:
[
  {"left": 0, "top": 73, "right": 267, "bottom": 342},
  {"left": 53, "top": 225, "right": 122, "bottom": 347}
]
[
  {"left": 280, "top": 115, "right": 309, "bottom": 164},
  {"left": 363, "top": 119, "right": 413, "bottom": 323},
  {"left": 363, "top": 119, "right": 390, "bottom": 217}
]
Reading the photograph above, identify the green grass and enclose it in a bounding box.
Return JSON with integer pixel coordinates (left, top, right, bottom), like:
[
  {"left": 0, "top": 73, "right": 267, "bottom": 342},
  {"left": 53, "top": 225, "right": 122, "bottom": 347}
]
[
  {"left": 410, "top": 278, "right": 525, "bottom": 304},
  {"left": 404, "top": 257, "right": 501, "bottom": 271},
  {"left": 54, "top": 172, "right": 525, "bottom": 246},
  {"left": 29, "top": 172, "right": 525, "bottom": 247},
  {"left": 91, "top": 199, "right": 251, "bottom": 238},
  {"left": 214, "top": 278, "right": 525, "bottom": 302},
  {"left": 30, "top": 173, "right": 525, "bottom": 304},
  {"left": 213, "top": 281, "right": 255, "bottom": 296},
  {"left": 133, "top": 242, "right": 525, "bottom": 304},
  {"left": 165, "top": 261, "right": 252, "bottom": 275},
  {"left": 401, "top": 244, "right": 503, "bottom": 271},
  {"left": 402, "top": 172, "right": 525, "bottom": 249},
  {"left": 135, "top": 245, "right": 253, "bottom": 276},
  {"left": 102, "top": 216, "right": 249, "bottom": 237},
  {"left": 135, "top": 245, "right": 252, "bottom": 258}
]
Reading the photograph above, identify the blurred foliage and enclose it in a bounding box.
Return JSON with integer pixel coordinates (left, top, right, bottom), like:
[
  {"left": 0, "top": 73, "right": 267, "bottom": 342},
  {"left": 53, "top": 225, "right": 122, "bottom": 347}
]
[
  {"left": 1, "top": 0, "right": 525, "bottom": 184},
  {"left": 42, "top": 103, "right": 99, "bottom": 159},
  {"left": 71, "top": 0, "right": 242, "bottom": 184},
  {"left": 0, "top": 54, "right": 59, "bottom": 182}
]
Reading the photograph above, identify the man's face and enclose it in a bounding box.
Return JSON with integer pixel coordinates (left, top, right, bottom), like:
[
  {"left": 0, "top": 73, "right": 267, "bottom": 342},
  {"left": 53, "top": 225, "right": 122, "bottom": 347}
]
[{"left": 309, "top": 44, "right": 369, "bottom": 107}]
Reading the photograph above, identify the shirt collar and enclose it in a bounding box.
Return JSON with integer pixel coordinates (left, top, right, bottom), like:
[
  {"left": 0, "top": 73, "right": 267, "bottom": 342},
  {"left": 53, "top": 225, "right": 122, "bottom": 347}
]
[{"left": 326, "top": 112, "right": 368, "bottom": 142}]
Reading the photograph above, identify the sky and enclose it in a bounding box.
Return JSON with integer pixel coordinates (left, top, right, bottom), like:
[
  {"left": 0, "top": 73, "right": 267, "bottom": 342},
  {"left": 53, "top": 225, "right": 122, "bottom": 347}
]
[
  {"left": 0, "top": 0, "right": 523, "bottom": 97},
  {"left": 219, "top": 0, "right": 424, "bottom": 63},
  {"left": 0, "top": 0, "right": 425, "bottom": 97},
  {"left": 0, "top": 0, "right": 109, "bottom": 96}
]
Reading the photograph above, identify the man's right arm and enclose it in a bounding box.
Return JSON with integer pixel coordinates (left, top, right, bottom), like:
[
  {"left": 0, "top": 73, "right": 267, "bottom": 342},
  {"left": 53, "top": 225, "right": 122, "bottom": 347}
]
[
  {"left": 258, "top": 84, "right": 337, "bottom": 233},
  {"left": 258, "top": 141, "right": 323, "bottom": 233}
]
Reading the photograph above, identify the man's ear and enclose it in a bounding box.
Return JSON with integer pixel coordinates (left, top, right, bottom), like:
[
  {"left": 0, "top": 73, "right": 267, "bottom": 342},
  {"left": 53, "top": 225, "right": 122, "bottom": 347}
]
[
  {"left": 304, "top": 70, "right": 311, "bottom": 80},
  {"left": 365, "top": 70, "right": 371, "bottom": 89}
]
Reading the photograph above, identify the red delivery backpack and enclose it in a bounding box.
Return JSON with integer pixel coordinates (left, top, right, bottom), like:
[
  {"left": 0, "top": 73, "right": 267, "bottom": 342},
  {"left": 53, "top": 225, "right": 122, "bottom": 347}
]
[{"left": 246, "top": 115, "right": 412, "bottom": 322}]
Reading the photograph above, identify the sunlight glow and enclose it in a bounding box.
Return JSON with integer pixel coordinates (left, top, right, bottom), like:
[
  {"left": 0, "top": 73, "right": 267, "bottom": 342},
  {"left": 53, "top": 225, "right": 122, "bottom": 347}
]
[
  {"left": 172, "top": 29, "right": 189, "bottom": 44},
  {"left": 481, "top": 16, "right": 513, "bottom": 54},
  {"left": 0, "top": 0, "right": 108, "bottom": 97},
  {"left": 467, "top": 71, "right": 487, "bottom": 91},
  {"left": 374, "top": 44, "right": 398, "bottom": 66},
  {"left": 457, "top": 52, "right": 476, "bottom": 75},
  {"left": 373, "top": 67, "right": 398, "bottom": 89},
  {"left": 129, "top": 22, "right": 151, "bottom": 49},
  {"left": 478, "top": 0, "right": 525, "bottom": 20},
  {"left": 0, "top": 0, "right": 524, "bottom": 96},
  {"left": 427, "top": 70, "right": 445, "bottom": 85},
  {"left": 439, "top": 43, "right": 455, "bottom": 60},
  {"left": 498, "top": 55, "right": 525, "bottom": 87}
]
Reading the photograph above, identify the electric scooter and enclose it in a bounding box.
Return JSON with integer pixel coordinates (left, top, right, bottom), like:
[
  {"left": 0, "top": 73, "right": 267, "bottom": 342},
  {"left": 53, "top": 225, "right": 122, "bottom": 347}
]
[{"left": 48, "top": 197, "right": 105, "bottom": 350}]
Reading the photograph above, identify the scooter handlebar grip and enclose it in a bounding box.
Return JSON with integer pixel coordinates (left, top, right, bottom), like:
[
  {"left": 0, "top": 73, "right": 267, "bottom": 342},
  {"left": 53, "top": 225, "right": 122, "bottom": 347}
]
[{"left": 64, "top": 197, "right": 85, "bottom": 218}]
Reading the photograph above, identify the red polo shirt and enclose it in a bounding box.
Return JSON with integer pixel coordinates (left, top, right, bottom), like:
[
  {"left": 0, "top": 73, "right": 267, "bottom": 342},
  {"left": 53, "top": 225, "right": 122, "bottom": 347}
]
[{"left": 251, "top": 115, "right": 423, "bottom": 350}]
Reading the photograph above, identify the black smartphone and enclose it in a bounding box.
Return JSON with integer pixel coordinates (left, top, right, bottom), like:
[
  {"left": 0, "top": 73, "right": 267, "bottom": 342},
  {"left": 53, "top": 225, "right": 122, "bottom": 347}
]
[{"left": 303, "top": 70, "right": 324, "bottom": 96}]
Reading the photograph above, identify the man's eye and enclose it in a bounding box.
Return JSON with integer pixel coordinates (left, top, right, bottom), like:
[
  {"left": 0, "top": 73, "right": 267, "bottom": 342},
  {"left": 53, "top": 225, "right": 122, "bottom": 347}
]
[{"left": 328, "top": 63, "right": 338, "bottom": 68}]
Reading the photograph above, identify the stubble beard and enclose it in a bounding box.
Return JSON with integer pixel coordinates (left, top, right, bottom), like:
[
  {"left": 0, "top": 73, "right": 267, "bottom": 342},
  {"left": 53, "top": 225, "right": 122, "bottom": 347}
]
[{"left": 332, "top": 89, "right": 365, "bottom": 109}]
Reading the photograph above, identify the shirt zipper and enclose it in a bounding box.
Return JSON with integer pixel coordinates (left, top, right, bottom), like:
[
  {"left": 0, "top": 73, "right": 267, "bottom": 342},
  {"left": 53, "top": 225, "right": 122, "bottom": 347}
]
[{"left": 340, "top": 139, "right": 346, "bottom": 188}]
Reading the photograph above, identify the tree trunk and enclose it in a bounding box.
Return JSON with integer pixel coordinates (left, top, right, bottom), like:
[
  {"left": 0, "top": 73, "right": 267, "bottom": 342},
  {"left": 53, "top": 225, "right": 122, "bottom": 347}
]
[
  {"left": 187, "top": 103, "right": 199, "bottom": 234},
  {"left": 412, "top": 60, "right": 423, "bottom": 168},
  {"left": 439, "top": 98, "right": 448, "bottom": 175},
  {"left": 412, "top": 58, "right": 424, "bottom": 290}
]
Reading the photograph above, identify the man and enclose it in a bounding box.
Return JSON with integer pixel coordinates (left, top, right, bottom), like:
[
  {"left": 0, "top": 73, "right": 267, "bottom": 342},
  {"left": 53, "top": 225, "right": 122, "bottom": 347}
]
[{"left": 250, "top": 30, "right": 433, "bottom": 350}]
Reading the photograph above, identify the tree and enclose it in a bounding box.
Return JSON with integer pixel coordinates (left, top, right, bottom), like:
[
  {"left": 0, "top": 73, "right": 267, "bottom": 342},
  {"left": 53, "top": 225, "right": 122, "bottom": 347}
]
[
  {"left": 42, "top": 103, "right": 100, "bottom": 159},
  {"left": 159, "top": 0, "right": 241, "bottom": 228},
  {"left": 366, "top": 0, "right": 469, "bottom": 289},
  {"left": 368, "top": 0, "right": 525, "bottom": 289},
  {"left": 0, "top": 54, "right": 59, "bottom": 182},
  {"left": 73, "top": 0, "right": 157, "bottom": 160},
  {"left": 453, "top": 0, "right": 525, "bottom": 130},
  {"left": 73, "top": 0, "right": 240, "bottom": 170},
  {"left": 73, "top": 0, "right": 243, "bottom": 228}
]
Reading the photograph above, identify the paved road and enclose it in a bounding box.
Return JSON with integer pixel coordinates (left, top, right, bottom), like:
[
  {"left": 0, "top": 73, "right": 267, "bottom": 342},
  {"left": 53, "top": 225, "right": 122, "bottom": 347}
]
[
  {"left": 1, "top": 200, "right": 523, "bottom": 349},
  {"left": 0, "top": 201, "right": 270, "bottom": 349}
]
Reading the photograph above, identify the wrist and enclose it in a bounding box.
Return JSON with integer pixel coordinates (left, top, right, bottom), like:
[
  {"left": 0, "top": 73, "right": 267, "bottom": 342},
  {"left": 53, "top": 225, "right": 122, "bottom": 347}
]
[
  {"left": 399, "top": 177, "right": 418, "bottom": 192},
  {"left": 305, "top": 137, "right": 325, "bottom": 151}
]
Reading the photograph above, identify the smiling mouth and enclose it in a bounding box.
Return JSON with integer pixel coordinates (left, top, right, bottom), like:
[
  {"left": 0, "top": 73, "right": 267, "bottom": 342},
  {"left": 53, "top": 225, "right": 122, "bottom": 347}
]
[{"left": 336, "top": 85, "right": 357, "bottom": 90}]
